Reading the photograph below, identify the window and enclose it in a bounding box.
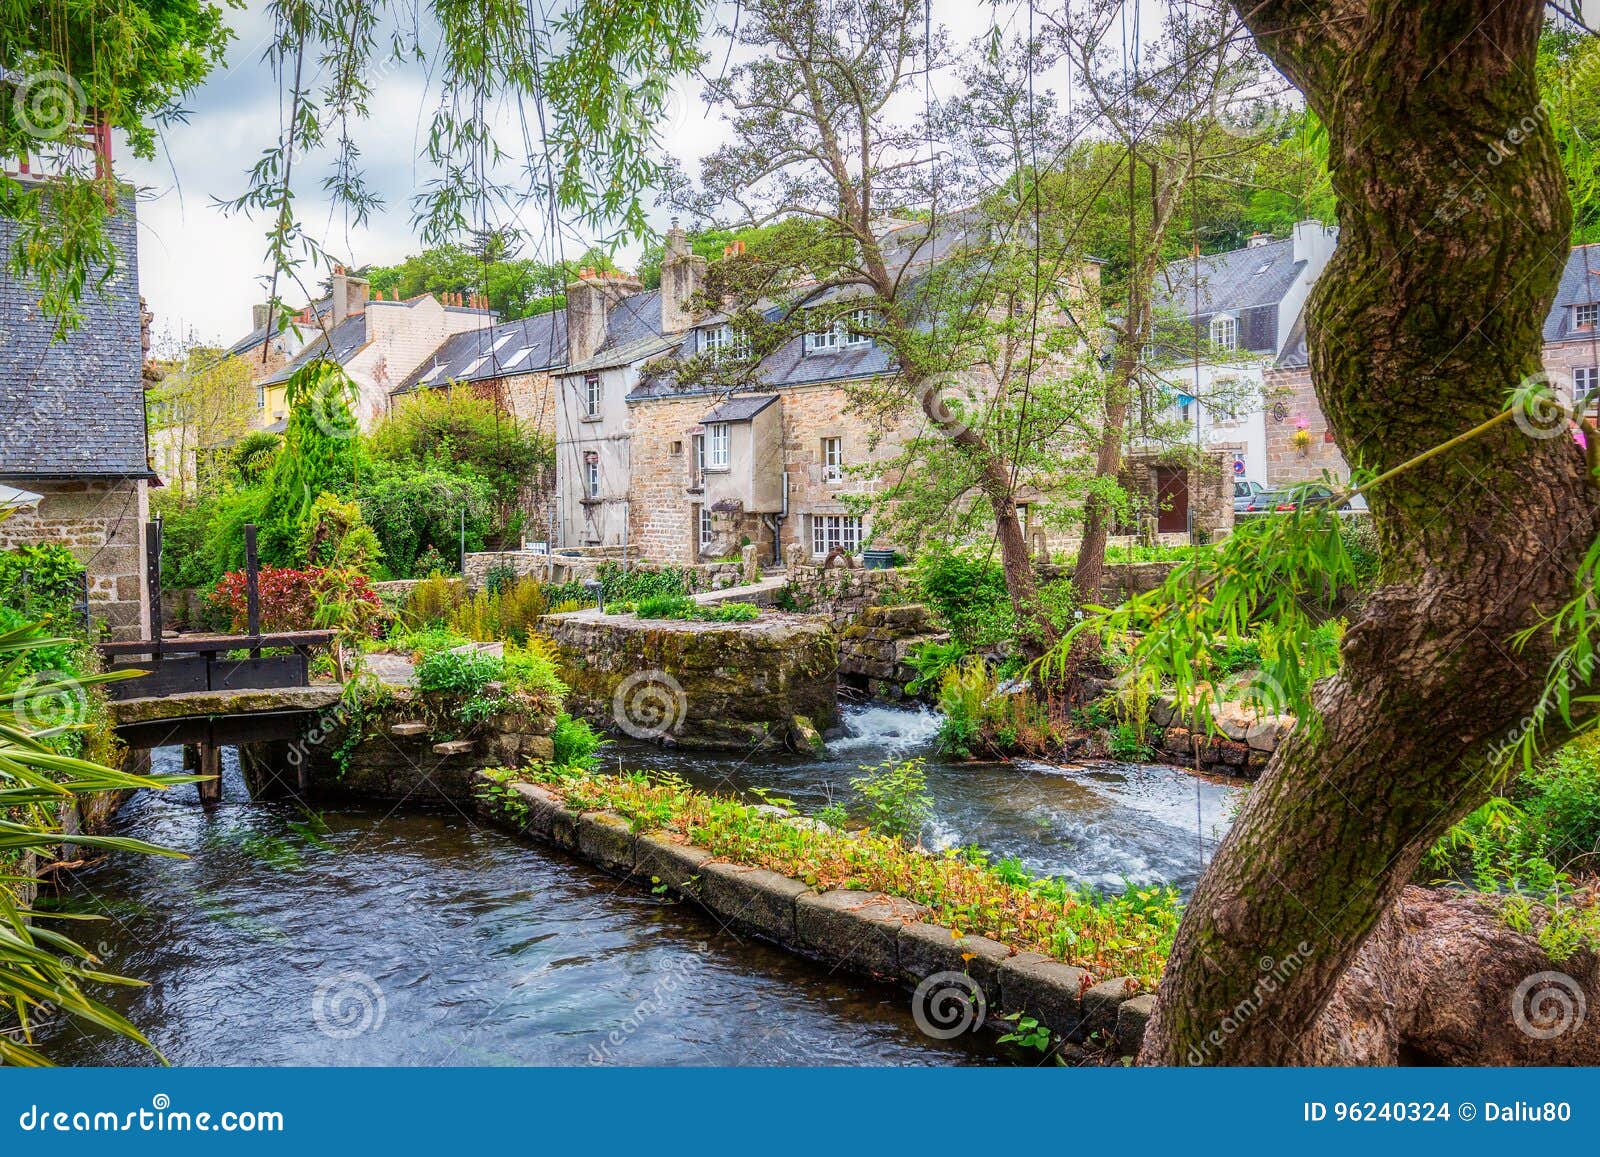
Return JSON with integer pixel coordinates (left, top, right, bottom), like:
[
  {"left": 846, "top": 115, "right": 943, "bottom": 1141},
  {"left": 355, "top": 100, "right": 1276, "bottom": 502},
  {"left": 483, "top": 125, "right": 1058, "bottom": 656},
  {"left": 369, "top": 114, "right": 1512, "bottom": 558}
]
[
  {"left": 1210, "top": 315, "right": 1238, "bottom": 352},
  {"left": 812, "top": 515, "right": 865, "bottom": 558},
  {"left": 257, "top": 384, "right": 266, "bottom": 410},
  {"left": 1576, "top": 365, "right": 1600, "bottom": 409},
  {"left": 706, "top": 422, "right": 730, "bottom": 469},
  {"left": 670, "top": 440, "right": 683, "bottom": 456},
  {"left": 804, "top": 326, "right": 839, "bottom": 354},
  {"left": 584, "top": 456, "right": 600, "bottom": 499},
  {"left": 690, "top": 433, "right": 705, "bottom": 488},
  {"left": 821, "top": 437, "right": 843, "bottom": 483},
  {"left": 461, "top": 356, "right": 487, "bottom": 377},
  {"left": 700, "top": 324, "right": 748, "bottom": 359},
  {"left": 1577, "top": 303, "right": 1599, "bottom": 330},
  {"left": 841, "top": 308, "right": 875, "bottom": 346},
  {"left": 583, "top": 373, "right": 601, "bottom": 418},
  {"left": 698, "top": 505, "right": 714, "bottom": 549}
]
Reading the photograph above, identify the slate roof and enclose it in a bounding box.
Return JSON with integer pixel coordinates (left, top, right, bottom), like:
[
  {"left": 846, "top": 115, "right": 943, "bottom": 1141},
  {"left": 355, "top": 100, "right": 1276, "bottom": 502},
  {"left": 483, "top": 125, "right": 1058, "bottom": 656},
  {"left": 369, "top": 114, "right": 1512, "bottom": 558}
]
[
  {"left": 262, "top": 312, "right": 370, "bottom": 385},
  {"left": 702, "top": 393, "right": 779, "bottom": 423},
  {"left": 0, "top": 187, "right": 151, "bottom": 479},
  {"left": 396, "top": 309, "right": 568, "bottom": 394},
  {"left": 227, "top": 294, "right": 334, "bottom": 357},
  {"left": 1545, "top": 244, "right": 1600, "bottom": 344}
]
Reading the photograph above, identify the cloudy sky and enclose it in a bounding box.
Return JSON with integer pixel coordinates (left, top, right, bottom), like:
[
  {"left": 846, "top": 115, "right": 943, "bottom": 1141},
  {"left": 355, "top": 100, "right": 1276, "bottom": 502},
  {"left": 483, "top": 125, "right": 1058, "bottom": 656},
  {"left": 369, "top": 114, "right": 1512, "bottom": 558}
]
[
  {"left": 118, "top": 0, "right": 1107, "bottom": 349},
  {"left": 123, "top": 0, "right": 1597, "bottom": 350}
]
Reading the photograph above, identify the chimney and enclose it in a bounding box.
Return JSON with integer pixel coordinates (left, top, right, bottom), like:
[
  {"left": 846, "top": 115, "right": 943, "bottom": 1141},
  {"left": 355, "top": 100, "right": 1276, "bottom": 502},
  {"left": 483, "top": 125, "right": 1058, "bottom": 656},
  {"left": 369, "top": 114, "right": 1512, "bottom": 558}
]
[
  {"left": 660, "top": 220, "right": 706, "bottom": 334},
  {"left": 332, "top": 265, "right": 348, "bottom": 325},
  {"left": 566, "top": 266, "right": 643, "bottom": 365},
  {"left": 252, "top": 303, "right": 271, "bottom": 331},
  {"left": 1292, "top": 219, "right": 1336, "bottom": 267},
  {"left": 1247, "top": 231, "right": 1271, "bottom": 248}
]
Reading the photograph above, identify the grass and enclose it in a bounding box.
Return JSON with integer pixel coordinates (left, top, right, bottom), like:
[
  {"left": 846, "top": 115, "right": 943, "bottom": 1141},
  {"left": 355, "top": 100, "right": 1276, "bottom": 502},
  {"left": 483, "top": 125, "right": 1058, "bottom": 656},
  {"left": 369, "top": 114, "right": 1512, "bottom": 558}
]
[{"left": 484, "top": 764, "right": 1181, "bottom": 988}]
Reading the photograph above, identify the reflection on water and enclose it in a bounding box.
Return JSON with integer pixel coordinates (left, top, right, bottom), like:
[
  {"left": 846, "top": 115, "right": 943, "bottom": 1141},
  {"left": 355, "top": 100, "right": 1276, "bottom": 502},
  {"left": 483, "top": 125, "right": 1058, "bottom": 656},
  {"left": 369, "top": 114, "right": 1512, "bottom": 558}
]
[
  {"left": 621, "top": 704, "right": 1241, "bottom": 894},
  {"left": 44, "top": 749, "right": 1001, "bottom": 1067}
]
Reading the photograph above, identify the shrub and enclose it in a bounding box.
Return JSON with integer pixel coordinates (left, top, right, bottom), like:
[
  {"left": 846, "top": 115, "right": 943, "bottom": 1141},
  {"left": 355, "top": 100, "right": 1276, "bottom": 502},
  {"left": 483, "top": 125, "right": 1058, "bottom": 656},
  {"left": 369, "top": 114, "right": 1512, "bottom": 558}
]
[
  {"left": 599, "top": 562, "right": 690, "bottom": 604},
  {"left": 550, "top": 711, "right": 605, "bottom": 771},
  {"left": 0, "top": 543, "right": 84, "bottom": 624},
  {"left": 936, "top": 656, "right": 996, "bottom": 756},
  {"left": 1523, "top": 738, "right": 1600, "bottom": 868},
  {"left": 699, "top": 601, "right": 759, "bottom": 623},
  {"left": 401, "top": 573, "right": 466, "bottom": 626},
  {"left": 208, "top": 566, "right": 382, "bottom": 634},
  {"left": 915, "top": 549, "right": 1014, "bottom": 647},
  {"left": 850, "top": 758, "right": 934, "bottom": 842},
  {"left": 503, "top": 638, "right": 567, "bottom": 702},
  {"left": 298, "top": 492, "right": 384, "bottom": 572},
  {"left": 905, "top": 638, "right": 966, "bottom": 696},
  {"left": 360, "top": 461, "right": 493, "bottom": 578},
  {"left": 633, "top": 593, "right": 700, "bottom": 620},
  {"left": 448, "top": 577, "right": 550, "bottom": 643},
  {"left": 414, "top": 645, "right": 501, "bottom": 698}
]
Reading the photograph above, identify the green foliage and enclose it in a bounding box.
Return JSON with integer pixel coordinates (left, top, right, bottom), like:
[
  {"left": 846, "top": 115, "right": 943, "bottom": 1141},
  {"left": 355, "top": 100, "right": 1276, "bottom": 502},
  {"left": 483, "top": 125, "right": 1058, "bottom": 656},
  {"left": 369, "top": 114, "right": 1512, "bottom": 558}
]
[
  {"left": 904, "top": 638, "right": 967, "bottom": 696},
  {"left": 502, "top": 639, "right": 567, "bottom": 701},
  {"left": 364, "top": 243, "right": 586, "bottom": 320},
  {"left": 250, "top": 360, "right": 361, "bottom": 565},
  {"left": 449, "top": 578, "right": 550, "bottom": 644},
  {"left": 550, "top": 712, "right": 605, "bottom": 772},
  {"left": 414, "top": 646, "right": 500, "bottom": 699},
  {"left": 633, "top": 593, "right": 700, "bottom": 620},
  {"left": 936, "top": 657, "right": 996, "bottom": 757},
  {"left": 359, "top": 461, "right": 493, "bottom": 579},
  {"left": 1109, "top": 722, "right": 1156, "bottom": 762},
  {"left": 298, "top": 492, "right": 383, "bottom": 572},
  {"left": 0, "top": 543, "right": 84, "bottom": 625},
  {"left": 599, "top": 562, "right": 689, "bottom": 605},
  {"left": 698, "top": 601, "right": 760, "bottom": 623},
  {"left": 916, "top": 549, "right": 1015, "bottom": 647},
  {"left": 849, "top": 758, "right": 934, "bottom": 842}
]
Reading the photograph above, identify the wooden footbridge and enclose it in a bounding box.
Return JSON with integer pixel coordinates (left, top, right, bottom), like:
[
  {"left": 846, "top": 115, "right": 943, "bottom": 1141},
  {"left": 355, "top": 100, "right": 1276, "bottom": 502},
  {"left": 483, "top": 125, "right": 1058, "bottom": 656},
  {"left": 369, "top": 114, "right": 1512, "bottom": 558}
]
[{"left": 98, "top": 523, "right": 336, "bottom": 803}]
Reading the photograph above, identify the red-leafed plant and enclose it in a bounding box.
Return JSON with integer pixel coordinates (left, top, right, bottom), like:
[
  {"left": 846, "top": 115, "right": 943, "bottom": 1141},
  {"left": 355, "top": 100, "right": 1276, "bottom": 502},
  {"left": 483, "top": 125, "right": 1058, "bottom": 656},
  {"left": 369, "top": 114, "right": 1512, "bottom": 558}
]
[{"left": 208, "top": 566, "right": 382, "bottom": 635}]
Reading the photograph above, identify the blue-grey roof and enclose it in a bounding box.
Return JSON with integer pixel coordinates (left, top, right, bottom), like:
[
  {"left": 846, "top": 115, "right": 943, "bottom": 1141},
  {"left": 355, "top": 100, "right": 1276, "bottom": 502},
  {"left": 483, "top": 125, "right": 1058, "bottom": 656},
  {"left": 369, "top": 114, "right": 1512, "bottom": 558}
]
[
  {"left": 0, "top": 186, "right": 151, "bottom": 479},
  {"left": 702, "top": 393, "right": 778, "bottom": 422},
  {"left": 262, "top": 312, "right": 369, "bottom": 385},
  {"left": 1153, "top": 236, "right": 1308, "bottom": 357},
  {"left": 396, "top": 308, "right": 568, "bottom": 394},
  {"left": 1545, "top": 244, "right": 1600, "bottom": 344},
  {"left": 228, "top": 294, "right": 334, "bottom": 357}
]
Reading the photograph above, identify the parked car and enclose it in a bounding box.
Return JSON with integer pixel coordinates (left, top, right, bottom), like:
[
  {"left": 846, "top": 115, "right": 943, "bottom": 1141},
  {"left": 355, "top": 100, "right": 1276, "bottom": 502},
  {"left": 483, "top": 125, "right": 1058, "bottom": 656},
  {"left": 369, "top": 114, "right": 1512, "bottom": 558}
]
[
  {"left": 1272, "top": 483, "right": 1352, "bottom": 512},
  {"left": 1240, "top": 486, "right": 1283, "bottom": 514},
  {"left": 1233, "top": 479, "right": 1268, "bottom": 513}
]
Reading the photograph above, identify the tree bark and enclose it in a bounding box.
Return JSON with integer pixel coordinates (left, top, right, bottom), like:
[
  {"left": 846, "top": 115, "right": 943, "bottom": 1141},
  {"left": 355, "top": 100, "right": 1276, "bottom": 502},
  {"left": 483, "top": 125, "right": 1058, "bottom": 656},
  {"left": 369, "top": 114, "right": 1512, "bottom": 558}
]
[{"left": 1141, "top": 0, "right": 1598, "bottom": 1064}]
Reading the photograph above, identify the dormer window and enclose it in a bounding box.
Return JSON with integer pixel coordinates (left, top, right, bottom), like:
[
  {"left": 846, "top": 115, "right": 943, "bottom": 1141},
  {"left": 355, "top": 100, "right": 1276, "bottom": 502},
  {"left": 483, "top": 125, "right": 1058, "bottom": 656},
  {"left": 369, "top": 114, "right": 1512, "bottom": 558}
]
[
  {"left": 805, "top": 307, "right": 877, "bottom": 354},
  {"left": 1578, "top": 303, "right": 1599, "bottom": 331},
  {"left": 700, "top": 324, "right": 749, "bottom": 359},
  {"left": 1210, "top": 314, "right": 1238, "bottom": 352}
]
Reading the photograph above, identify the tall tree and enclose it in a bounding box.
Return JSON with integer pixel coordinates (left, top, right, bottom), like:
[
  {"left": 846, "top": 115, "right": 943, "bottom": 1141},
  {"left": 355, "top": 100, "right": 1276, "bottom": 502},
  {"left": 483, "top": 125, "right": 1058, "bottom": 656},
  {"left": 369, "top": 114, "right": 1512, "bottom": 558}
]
[{"left": 1139, "top": 0, "right": 1595, "bottom": 1064}]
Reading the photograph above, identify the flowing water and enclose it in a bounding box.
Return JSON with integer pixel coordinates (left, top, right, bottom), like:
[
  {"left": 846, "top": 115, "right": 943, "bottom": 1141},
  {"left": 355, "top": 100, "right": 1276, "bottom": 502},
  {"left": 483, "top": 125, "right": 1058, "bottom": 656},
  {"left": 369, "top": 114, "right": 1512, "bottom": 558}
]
[{"left": 42, "top": 705, "right": 1239, "bottom": 1066}]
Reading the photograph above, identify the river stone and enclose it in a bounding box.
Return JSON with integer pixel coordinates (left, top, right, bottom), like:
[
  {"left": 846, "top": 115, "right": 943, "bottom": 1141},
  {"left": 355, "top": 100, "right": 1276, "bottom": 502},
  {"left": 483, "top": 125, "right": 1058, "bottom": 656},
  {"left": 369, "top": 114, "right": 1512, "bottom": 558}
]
[
  {"left": 634, "top": 834, "right": 712, "bottom": 898},
  {"left": 786, "top": 714, "right": 827, "bottom": 756},
  {"left": 698, "top": 862, "right": 810, "bottom": 942},
  {"left": 795, "top": 890, "right": 928, "bottom": 977},
  {"left": 578, "top": 812, "right": 636, "bottom": 875},
  {"left": 1082, "top": 976, "right": 1140, "bottom": 1040},
  {"left": 996, "top": 955, "right": 1088, "bottom": 1039},
  {"left": 897, "top": 922, "right": 1012, "bottom": 998},
  {"left": 1116, "top": 994, "right": 1156, "bottom": 1059},
  {"left": 512, "top": 782, "right": 580, "bottom": 850}
]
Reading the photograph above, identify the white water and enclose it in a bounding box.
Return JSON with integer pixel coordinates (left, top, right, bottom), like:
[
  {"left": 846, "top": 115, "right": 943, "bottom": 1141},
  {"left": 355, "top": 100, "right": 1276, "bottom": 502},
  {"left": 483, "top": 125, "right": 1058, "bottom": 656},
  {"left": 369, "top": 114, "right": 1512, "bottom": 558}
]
[{"left": 829, "top": 703, "right": 944, "bottom": 757}]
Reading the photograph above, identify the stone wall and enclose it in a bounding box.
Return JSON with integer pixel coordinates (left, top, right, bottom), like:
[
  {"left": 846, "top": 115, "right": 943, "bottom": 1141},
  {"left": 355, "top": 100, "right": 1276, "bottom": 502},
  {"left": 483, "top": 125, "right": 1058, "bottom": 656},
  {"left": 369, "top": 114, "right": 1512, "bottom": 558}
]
[
  {"left": 0, "top": 477, "right": 149, "bottom": 639},
  {"left": 781, "top": 558, "right": 918, "bottom": 627},
  {"left": 1263, "top": 365, "right": 1349, "bottom": 485},
  {"left": 837, "top": 604, "right": 950, "bottom": 700},
  {"left": 546, "top": 611, "right": 838, "bottom": 750},
  {"left": 462, "top": 550, "right": 754, "bottom": 594}
]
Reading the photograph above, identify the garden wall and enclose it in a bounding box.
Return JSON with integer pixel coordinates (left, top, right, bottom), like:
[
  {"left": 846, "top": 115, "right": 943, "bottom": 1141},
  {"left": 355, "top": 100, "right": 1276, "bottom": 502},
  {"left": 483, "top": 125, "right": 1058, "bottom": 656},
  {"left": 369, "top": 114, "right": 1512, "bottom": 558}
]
[
  {"left": 837, "top": 604, "right": 950, "bottom": 700},
  {"left": 546, "top": 611, "right": 838, "bottom": 751},
  {"left": 462, "top": 549, "right": 755, "bottom": 594}
]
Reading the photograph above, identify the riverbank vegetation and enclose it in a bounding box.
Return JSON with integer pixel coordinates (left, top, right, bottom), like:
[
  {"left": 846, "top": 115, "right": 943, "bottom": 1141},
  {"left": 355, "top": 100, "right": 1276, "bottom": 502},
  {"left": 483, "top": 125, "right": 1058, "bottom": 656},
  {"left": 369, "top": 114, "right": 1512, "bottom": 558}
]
[{"left": 481, "top": 761, "right": 1180, "bottom": 988}]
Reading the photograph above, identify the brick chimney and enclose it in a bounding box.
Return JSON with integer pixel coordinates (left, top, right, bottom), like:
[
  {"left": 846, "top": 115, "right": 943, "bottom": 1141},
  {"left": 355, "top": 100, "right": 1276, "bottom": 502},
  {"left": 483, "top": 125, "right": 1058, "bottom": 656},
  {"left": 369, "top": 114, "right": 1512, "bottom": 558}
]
[
  {"left": 252, "top": 303, "right": 271, "bottom": 331},
  {"left": 660, "top": 220, "right": 706, "bottom": 335},
  {"left": 566, "top": 267, "right": 643, "bottom": 365}
]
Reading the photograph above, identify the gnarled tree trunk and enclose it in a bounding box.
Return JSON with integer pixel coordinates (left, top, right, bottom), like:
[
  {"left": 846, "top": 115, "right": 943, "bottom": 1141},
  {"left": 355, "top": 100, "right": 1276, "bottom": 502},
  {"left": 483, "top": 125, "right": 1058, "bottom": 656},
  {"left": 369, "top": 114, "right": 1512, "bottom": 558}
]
[{"left": 1140, "top": 0, "right": 1599, "bottom": 1064}]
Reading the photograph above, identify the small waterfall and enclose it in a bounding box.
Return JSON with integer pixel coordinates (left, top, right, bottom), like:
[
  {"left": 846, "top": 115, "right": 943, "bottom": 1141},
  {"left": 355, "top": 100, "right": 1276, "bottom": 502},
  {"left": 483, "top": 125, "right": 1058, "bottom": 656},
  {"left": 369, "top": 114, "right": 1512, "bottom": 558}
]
[{"left": 830, "top": 703, "right": 943, "bottom": 757}]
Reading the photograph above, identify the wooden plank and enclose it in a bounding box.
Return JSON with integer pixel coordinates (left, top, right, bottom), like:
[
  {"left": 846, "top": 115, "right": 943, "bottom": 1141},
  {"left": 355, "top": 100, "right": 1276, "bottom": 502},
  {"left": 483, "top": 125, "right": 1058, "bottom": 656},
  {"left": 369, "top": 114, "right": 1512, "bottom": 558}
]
[
  {"left": 99, "top": 630, "right": 335, "bottom": 656},
  {"left": 102, "top": 656, "right": 207, "bottom": 700},
  {"left": 208, "top": 654, "right": 308, "bottom": 691},
  {"left": 244, "top": 524, "right": 261, "bottom": 656},
  {"left": 116, "top": 709, "right": 324, "bottom": 750},
  {"left": 197, "top": 743, "right": 222, "bottom": 805},
  {"left": 145, "top": 521, "right": 163, "bottom": 651}
]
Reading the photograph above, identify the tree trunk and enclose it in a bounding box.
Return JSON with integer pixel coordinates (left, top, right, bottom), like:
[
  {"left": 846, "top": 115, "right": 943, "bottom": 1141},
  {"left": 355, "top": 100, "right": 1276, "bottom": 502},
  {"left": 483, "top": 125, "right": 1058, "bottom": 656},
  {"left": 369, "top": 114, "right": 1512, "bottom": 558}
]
[{"left": 1141, "top": 0, "right": 1596, "bottom": 1065}]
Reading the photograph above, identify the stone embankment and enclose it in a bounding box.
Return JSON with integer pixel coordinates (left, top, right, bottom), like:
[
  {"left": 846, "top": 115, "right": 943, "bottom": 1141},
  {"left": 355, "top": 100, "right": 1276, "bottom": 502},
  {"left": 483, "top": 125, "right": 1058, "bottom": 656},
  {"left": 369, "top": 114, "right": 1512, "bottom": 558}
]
[
  {"left": 475, "top": 773, "right": 1154, "bottom": 1059},
  {"left": 837, "top": 604, "right": 950, "bottom": 700},
  {"left": 1149, "top": 694, "right": 1295, "bottom": 780},
  {"left": 546, "top": 611, "right": 838, "bottom": 751}
]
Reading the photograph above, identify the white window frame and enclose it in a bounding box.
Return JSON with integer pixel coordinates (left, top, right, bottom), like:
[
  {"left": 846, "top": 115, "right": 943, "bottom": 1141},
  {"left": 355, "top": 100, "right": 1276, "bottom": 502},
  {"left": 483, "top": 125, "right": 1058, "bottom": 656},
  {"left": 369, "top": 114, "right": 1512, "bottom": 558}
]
[
  {"left": 841, "top": 307, "right": 875, "bottom": 347},
  {"left": 700, "top": 324, "right": 749, "bottom": 359},
  {"left": 585, "top": 457, "right": 600, "bottom": 499},
  {"left": 1210, "top": 314, "right": 1238, "bottom": 352},
  {"left": 821, "top": 437, "right": 844, "bottom": 483},
  {"left": 705, "top": 422, "right": 731, "bottom": 470},
  {"left": 1577, "top": 303, "right": 1599, "bottom": 330},
  {"left": 690, "top": 432, "right": 705, "bottom": 487},
  {"left": 583, "top": 372, "right": 601, "bottom": 418},
  {"left": 698, "top": 505, "right": 714, "bottom": 550},
  {"left": 811, "top": 514, "right": 865, "bottom": 558},
  {"left": 1576, "top": 365, "right": 1600, "bottom": 409},
  {"left": 804, "top": 326, "right": 839, "bottom": 354}
]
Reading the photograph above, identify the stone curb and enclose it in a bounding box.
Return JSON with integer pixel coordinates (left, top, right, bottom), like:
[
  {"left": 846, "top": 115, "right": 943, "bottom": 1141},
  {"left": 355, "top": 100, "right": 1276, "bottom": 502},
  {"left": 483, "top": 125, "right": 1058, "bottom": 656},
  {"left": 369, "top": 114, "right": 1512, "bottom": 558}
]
[{"left": 475, "top": 772, "right": 1148, "bottom": 1057}]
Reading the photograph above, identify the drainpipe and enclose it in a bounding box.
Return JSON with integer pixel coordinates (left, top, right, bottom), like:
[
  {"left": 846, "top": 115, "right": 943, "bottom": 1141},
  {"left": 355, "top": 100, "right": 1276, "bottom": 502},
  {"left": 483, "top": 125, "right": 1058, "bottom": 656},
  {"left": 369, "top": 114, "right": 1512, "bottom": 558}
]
[{"left": 767, "top": 470, "right": 789, "bottom": 567}]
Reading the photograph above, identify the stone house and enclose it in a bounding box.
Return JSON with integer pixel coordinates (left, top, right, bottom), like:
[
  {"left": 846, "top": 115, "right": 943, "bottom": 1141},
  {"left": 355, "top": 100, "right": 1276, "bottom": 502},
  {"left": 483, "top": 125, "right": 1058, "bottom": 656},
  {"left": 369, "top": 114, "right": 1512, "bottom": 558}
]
[
  {"left": 0, "top": 185, "right": 152, "bottom": 639},
  {"left": 552, "top": 222, "right": 1099, "bottom": 567},
  {"left": 1148, "top": 220, "right": 1340, "bottom": 495},
  {"left": 1542, "top": 243, "right": 1600, "bottom": 411}
]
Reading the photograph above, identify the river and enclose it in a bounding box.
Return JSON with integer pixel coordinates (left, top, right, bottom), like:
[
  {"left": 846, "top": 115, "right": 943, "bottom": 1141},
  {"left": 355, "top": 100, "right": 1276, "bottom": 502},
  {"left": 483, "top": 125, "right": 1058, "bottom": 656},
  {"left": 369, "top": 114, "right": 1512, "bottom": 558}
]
[{"left": 43, "top": 705, "right": 1239, "bottom": 1066}]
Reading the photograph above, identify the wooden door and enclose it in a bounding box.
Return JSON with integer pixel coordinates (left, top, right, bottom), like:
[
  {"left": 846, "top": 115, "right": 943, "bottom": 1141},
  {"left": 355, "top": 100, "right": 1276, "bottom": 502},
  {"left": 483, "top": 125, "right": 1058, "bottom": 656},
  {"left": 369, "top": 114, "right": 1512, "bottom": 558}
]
[{"left": 1155, "top": 467, "right": 1189, "bottom": 535}]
